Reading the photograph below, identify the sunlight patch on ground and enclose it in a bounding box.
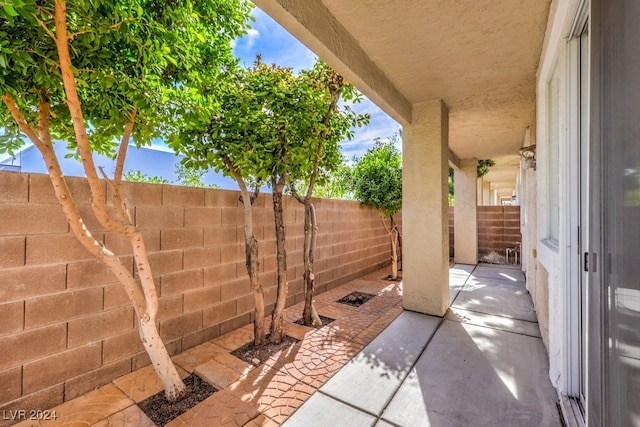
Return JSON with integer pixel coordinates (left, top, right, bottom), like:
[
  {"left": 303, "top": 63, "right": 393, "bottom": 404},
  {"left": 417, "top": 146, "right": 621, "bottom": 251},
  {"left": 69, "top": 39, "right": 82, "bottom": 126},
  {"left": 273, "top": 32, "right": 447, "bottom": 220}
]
[
  {"left": 463, "top": 323, "right": 520, "bottom": 400},
  {"left": 499, "top": 273, "right": 518, "bottom": 282},
  {"left": 462, "top": 282, "right": 487, "bottom": 291}
]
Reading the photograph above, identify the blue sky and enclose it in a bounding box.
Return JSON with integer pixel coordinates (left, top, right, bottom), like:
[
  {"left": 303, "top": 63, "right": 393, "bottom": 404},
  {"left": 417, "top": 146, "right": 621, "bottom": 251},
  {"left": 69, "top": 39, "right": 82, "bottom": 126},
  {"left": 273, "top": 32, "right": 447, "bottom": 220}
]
[
  {"left": 1, "top": 5, "right": 400, "bottom": 187},
  {"left": 232, "top": 6, "right": 400, "bottom": 161}
]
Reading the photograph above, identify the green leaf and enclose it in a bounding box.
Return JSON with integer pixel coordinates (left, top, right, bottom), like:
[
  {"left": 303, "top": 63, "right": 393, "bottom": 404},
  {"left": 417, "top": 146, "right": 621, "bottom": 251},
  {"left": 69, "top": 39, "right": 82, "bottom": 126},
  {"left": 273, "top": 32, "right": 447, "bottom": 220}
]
[{"left": 3, "top": 4, "right": 18, "bottom": 17}]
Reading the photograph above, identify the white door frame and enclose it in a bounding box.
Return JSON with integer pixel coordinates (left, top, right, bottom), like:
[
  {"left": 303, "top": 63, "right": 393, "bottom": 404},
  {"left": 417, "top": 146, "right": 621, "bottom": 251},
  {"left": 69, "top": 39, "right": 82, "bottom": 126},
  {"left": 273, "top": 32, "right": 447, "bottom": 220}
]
[{"left": 563, "top": 0, "right": 589, "bottom": 417}]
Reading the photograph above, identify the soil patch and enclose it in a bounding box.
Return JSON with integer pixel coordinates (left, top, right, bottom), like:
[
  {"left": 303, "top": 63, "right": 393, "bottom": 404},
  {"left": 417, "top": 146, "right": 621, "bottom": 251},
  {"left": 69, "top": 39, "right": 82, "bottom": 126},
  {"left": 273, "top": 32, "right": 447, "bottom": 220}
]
[
  {"left": 231, "top": 335, "right": 299, "bottom": 367},
  {"left": 293, "top": 315, "right": 335, "bottom": 327},
  {"left": 337, "top": 291, "right": 376, "bottom": 307},
  {"left": 383, "top": 271, "right": 402, "bottom": 281},
  {"left": 138, "top": 373, "right": 217, "bottom": 426}
]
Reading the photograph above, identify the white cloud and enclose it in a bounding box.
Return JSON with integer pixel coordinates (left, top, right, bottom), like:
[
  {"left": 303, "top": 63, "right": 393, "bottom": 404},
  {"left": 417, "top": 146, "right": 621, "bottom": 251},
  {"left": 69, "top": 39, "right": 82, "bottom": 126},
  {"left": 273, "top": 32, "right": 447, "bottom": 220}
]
[
  {"left": 245, "top": 28, "right": 260, "bottom": 48},
  {"left": 235, "top": 5, "right": 401, "bottom": 161}
]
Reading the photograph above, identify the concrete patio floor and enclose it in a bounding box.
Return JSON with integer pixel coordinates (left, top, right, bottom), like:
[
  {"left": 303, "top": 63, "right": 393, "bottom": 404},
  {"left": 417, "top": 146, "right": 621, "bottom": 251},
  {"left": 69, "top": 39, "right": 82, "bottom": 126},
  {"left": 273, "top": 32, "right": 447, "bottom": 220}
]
[
  {"left": 285, "top": 264, "right": 562, "bottom": 427},
  {"left": 12, "top": 264, "right": 561, "bottom": 426}
]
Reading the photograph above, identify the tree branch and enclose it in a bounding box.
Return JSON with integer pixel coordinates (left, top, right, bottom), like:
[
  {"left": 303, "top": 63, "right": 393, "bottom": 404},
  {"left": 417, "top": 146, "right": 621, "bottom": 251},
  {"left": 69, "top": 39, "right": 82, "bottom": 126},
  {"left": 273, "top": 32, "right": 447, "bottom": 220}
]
[
  {"left": 114, "top": 109, "right": 137, "bottom": 187},
  {"left": 31, "top": 13, "right": 57, "bottom": 42},
  {"left": 3, "top": 92, "right": 46, "bottom": 150},
  {"left": 289, "top": 182, "right": 305, "bottom": 204},
  {"left": 69, "top": 18, "right": 134, "bottom": 40},
  {"left": 37, "top": 93, "right": 54, "bottom": 146},
  {"left": 251, "top": 186, "right": 260, "bottom": 206},
  {"left": 222, "top": 155, "right": 258, "bottom": 206},
  {"left": 53, "top": 0, "right": 133, "bottom": 235},
  {"left": 305, "top": 81, "right": 343, "bottom": 200},
  {"left": 381, "top": 214, "right": 392, "bottom": 235},
  {"left": 3, "top": 92, "right": 147, "bottom": 314}
]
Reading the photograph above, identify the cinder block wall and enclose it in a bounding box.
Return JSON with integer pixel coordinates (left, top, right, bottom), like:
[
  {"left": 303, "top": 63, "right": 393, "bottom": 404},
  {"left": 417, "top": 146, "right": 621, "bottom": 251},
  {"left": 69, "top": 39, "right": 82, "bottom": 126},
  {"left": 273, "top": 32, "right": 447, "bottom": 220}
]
[
  {"left": 448, "top": 206, "right": 521, "bottom": 261},
  {"left": 0, "top": 171, "right": 390, "bottom": 414},
  {"left": 477, "top": 206, "right": 521, "bottom": 260}
]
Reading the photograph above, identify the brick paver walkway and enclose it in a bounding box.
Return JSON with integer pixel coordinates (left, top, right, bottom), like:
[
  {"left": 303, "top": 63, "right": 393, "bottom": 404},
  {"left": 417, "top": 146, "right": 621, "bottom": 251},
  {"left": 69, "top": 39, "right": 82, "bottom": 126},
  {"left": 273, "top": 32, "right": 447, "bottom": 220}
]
[{"left": 15, "top": 268, "right": 403, "bottom": 426}]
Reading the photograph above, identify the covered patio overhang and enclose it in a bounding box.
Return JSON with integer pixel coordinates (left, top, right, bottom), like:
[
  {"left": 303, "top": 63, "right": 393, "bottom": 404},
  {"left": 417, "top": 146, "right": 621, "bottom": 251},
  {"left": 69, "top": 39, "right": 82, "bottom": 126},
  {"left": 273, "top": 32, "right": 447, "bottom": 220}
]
[{"left": 252, "top": 0, "right": 551, "bottom": 316}]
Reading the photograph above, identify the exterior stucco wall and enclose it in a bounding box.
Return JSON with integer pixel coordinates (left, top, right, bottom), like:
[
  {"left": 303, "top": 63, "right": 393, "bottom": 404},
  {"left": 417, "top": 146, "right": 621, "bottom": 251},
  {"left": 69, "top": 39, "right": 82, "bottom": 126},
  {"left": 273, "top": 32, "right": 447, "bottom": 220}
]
[
  {"left": 527, "top": 0, "right": 586, "bottom": 394},
  {"left": 535, "top": 263, "right": 551, "bottom": 351}
]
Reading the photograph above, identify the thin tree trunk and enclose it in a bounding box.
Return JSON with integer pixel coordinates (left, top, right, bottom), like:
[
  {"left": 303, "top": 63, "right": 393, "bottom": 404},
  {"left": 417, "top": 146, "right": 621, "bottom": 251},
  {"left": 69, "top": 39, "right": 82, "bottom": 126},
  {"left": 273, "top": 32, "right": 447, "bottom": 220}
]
[
  {"left": 290, "top": 186, "right": 321, "bottom": 326},
  {"left": 138, "top": 318, "right": 185, "bottom": 401},
  {"left": 389, "top": 215, "right": 399, "bottom": 280},
  {"left": 302, "top": 201, "right": 322, "bottom": 326},
  {"left": 270, "top": 177, "right": 288, "bottom": 344},
  {"left": 395, "top": 223, "right": 402, "bottom": 271},
  {"left": 239, "top": 186, "right": 265, "bottom": 345},
  {"left": 302, "top": 202, "right": 321, "bottom": 326},
  {"left": 4, "top": 2, "right": 188, "bottom": 401},
  {"left": 245, "top": 230, "right": 265, "bottom": 346},
  {"left": 221, "top": 157, "right": 265, "bottom": 346},
  {"left": 3, "top": 92, "right": 185, "bottom": 400},
  {"left": 296, "top": 76, "right": 342, "bottom": 325}
]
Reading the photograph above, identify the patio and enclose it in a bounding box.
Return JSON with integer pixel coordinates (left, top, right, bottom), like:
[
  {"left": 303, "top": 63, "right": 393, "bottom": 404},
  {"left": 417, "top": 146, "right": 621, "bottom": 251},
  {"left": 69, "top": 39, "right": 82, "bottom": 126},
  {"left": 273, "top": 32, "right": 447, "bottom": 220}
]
[
  {"left": 10, "top": 264, "right": 560, "bottom": 426},
  {"left": 286, "top": 264, "right": 560, "bottom": 426}
]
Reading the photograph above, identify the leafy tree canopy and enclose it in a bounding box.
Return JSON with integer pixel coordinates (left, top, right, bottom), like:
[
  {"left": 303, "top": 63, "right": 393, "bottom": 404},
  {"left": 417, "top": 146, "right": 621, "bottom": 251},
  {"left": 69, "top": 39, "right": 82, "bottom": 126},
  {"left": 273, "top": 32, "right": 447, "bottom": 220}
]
[
  {"left": 172, "top": 57, "right": 338, "bottom": 190},
  {"left": 0, "top": 0, "right": 253, "bottom": 157},
  {"left": 477, "top": 159, "right": 495, "bottom": 178},
  {"left": 352, "top": 135, "right": 402, "bottom": 217},
  {"left": 286, "top": 60, "right": 369, "bottom": 195}
]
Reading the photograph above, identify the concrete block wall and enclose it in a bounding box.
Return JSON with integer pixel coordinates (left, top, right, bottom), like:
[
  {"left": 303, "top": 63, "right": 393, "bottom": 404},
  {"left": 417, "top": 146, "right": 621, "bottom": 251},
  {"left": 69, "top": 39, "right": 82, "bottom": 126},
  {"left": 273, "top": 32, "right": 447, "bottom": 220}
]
[
  {"left": 0, "top": 171, "right": 390, "bottom": 414},
  {"left": 448, "top": 206, "right": 521, "bottom": 261},
  {"left": 477, "top": 206, "right": 521, "bottom": 261}
]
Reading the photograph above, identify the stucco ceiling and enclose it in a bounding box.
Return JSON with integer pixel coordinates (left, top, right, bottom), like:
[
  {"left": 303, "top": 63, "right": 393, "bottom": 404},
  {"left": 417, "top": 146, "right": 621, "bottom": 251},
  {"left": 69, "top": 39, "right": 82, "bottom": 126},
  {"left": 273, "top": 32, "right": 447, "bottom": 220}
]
[
  {"left": 253, "top": 0, "right": 551, "bottom": 161},
  {"left": 483, "top": 156, "right": 521, "bottom": 190}
]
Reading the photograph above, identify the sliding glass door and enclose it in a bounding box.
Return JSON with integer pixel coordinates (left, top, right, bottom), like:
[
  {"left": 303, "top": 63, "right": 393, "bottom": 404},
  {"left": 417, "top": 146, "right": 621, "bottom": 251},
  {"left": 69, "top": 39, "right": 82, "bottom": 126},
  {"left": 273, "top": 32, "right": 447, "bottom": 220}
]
[{"left": 590, "top": 0, "right": 640, "bottom": 425}]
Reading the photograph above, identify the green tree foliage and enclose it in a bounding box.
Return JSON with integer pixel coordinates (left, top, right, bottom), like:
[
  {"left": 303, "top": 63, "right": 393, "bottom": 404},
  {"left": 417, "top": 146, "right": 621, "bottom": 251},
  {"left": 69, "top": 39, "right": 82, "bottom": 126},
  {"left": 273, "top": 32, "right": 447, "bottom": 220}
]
[
  {"left": 288, "top": 60, "right": 369, "bottom": 195},
  {"left": 123, "top": 164, "right": 220, "bottom": 188},
  {"left": 174, "top": 163, "right": 220, "bottom": 188},
  {"left": 295, "top": 161, "right": 354, "bottom": 200},
  {"left": 352, "top": 135, "right": 402, "bottom": 279},
  {"left": 477, "top": 159, "right": 496, "bottom": 178},
  {"left": 124, "top": 170, "right": 170, "bottom": 184},
  {"left": 1, "top": 0, "right": 252, "bottom": 156},
  {"left": 352, "top": 136, "right": 403, "bottom": 217},
  {"left": 1, "top": 0, "right": 251, "bottom": 401}
]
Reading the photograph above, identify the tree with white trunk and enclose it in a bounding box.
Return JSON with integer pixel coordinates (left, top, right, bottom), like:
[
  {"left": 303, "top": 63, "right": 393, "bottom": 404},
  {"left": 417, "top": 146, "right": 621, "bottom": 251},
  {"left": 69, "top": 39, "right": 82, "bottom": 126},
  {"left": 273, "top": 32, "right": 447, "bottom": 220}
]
[{"left": 0, "top": 0, "right": 251, "bottom": 401}]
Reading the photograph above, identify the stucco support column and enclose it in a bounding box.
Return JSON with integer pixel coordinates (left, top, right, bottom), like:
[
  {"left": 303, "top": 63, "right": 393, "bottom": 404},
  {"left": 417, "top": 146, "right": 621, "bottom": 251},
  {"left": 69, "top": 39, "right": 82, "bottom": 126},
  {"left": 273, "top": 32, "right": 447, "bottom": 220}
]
[
  {"left": 454, "top": 159, "right": 478, "bottom": 264},
  {"left": 483, "top": 181, "right": 491, "bottom": 205},
  {"left": 402, "top": 99, "right": 449, "bottom": 316}
]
